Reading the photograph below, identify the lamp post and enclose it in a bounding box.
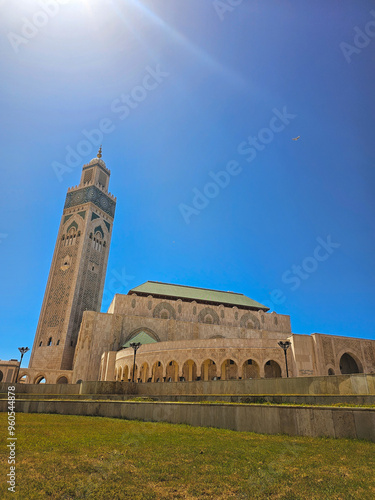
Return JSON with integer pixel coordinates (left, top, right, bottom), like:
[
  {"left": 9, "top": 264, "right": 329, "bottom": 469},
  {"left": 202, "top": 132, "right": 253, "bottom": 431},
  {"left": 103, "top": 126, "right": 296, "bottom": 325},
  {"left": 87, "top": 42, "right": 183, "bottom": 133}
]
[
  {"left": 277, "top": 341, "right": 291, "bottom": 378},
  {"left": 130, "top": 342, "right": 141, "bottom": 383},
  {"left": 15, "top": 347, "right": 29, "bottom": 383}
]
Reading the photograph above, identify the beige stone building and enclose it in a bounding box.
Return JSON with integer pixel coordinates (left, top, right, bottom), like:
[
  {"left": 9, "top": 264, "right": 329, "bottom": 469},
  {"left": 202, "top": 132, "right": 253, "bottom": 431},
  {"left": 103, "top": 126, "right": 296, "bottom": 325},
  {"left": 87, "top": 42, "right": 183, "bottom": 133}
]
[
  {"left": 5, "top": 151, "right": 374, "bottom": 385},
  {"left": 0, "top": 359, "right": 19, "bottom": 384},
  {"left": 72, "top": 281, "right": 375, "bottom": 384}
]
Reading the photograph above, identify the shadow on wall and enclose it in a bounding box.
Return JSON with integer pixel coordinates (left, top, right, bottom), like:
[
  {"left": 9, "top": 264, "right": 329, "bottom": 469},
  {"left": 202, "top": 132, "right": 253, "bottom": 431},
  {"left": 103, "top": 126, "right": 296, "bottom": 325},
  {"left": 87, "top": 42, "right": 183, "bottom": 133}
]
[{"left": 339, "top": 353, "right": 363, "bottom": 374}]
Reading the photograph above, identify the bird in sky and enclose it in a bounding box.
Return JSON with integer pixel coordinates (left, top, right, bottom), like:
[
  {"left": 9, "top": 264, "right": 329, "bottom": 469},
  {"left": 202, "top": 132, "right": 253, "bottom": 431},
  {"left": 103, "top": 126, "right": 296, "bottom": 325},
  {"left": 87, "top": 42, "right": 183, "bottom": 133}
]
[{"left": 292, "top": 136, "right": 301, "bottom": 140}]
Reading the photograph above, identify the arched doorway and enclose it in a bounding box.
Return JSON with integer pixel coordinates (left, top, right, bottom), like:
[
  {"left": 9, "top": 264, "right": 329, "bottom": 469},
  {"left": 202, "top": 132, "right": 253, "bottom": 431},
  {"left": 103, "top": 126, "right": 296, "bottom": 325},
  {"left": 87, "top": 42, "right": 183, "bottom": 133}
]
[
  {"left": 201, "top": 359, "right": 217, "bottom": 381},
  {"left": 130, "top": 364, "right": 138, "bottom": 382},
  {"left": 328, "top": 368, "right": 335, "bottom": 376},
  {"left": 339, "top": 353, "right": 363, "bottom": 374},
  {"left": 57, "top": 376, "right": 68, "bottom": 384},
  {"left": 139, "top": 362, "right": 149, "bottom": 383},
  {"left": 242, "top": 359, "right": 260, "bottom": 379},
  {"left": 182, "top": 360, "right": 197, "bottom": 381},
  {"left": 221, "top": 359, "right": 238, "bottom": 380},
  {"left": 165, "top": 361, "right": 179, "bottom": 382},
  {"left": 151, "top": 361, "right": 163, "bottom": 382},
  {"left": 264, "top": 360, "right": 282, "bottom": 378}
]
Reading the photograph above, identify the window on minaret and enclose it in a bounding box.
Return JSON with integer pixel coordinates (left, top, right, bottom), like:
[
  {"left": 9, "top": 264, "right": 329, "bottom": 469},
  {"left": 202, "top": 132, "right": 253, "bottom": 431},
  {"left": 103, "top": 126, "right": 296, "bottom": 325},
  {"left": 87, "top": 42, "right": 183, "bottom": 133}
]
[
  {"left": 93, "top": 232, "right": 103, "bottom": 251},
  {"left": 47, "top": 337, "right": 52, "bottom": 346},
  {"left": 83, "top": 169, "right": 93, "bottom": 184},
  {"left": 66, "top": 227, "right": 77, "bottom": 246},
  {"left": 98, "top": 171, "right": 107, "bottom": 189}
]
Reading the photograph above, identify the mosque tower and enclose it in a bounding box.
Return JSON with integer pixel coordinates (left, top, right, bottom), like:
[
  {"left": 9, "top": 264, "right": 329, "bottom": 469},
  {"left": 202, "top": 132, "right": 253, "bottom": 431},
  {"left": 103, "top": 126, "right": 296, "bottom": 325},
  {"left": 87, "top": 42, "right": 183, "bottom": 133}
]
[{"left": 28, "top": 148, "right": 116, "bottom": 371}]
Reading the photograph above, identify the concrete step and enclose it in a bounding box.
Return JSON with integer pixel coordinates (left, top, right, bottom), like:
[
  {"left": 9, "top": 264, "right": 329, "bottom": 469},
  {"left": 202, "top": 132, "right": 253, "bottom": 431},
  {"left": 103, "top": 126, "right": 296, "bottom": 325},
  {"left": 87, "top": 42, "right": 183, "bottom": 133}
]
[{"left": 1, "top": 393, "right": 375, "bottom": 406}]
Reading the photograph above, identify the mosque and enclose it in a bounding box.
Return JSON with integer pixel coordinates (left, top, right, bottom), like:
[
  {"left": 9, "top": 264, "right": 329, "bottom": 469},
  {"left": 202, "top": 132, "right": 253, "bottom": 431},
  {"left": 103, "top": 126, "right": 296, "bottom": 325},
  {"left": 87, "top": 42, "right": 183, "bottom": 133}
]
[{"left": 1, "top": 150, "right": 374, "bottom": 385}]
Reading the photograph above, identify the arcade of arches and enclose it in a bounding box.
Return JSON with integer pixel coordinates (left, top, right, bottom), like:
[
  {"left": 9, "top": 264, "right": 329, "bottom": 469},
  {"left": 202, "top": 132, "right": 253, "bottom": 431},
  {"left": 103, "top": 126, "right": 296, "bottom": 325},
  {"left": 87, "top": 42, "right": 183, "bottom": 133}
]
[
  {"left": 114, "top": 357, "right": 281, "bottom": 383},
  {"left": 105, "top": 341, "right": 374, "bottom": 384}
]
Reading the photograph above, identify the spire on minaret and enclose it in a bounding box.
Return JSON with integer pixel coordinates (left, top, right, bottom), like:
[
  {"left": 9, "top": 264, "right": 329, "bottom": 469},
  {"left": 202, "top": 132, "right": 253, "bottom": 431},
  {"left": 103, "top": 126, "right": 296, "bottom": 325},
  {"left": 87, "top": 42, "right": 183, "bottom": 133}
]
[{"left": 97, "top": 145, "right": 102, "bottom": 159}]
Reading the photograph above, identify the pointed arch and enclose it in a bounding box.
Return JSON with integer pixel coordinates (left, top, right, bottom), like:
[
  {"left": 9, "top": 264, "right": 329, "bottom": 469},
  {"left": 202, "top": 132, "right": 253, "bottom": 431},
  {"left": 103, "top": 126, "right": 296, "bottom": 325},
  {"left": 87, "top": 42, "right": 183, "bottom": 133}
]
[
  {"left": 165, "top": 360, "right": 179, "bottom": 382},
  {"left": 151, "top": 361, "right": 163, "bottom": 382},
  {"left": 198, "top": 307, "right": 220, "bottom": 325},
  {"left": 221, "top": 359, "right": 238, "bottom": 380},
  {"left": 339, "top": 352, "right": 363, "bottom": 374},
  {"left": 66, "top": 220, "right": 78, "bottom": 233},
  {"left": 139, "top": 362, "right": 149, "bottom": 383},
  {"left": 122, "top": 327, "right": 160, "bottom": 347},
  {"left": 94, "top": 225, "right": 104, "bottom": 239},
  {"left": 153, "top": 302, "right": 176, "bottom": 320},
  {"left": 57, "top": 376, "right": 68, "bottom": 384},
  {"left": 34, "top": 374, "right": 47, "bottom": 384},
  {"left": 264, "top": 360, "right": 282, "bottom": 378},
  {"left": 182, "top": 359, "right": 197, "bottom": 381},
  {"left": 200, "top": 359, "right": 218, "bottom": 381},
  {"left": 242, "top": 358, "right": 260, "bottom": 379},
  {"left": 240, "top": 312, "right": 260, "bottom": 329}
]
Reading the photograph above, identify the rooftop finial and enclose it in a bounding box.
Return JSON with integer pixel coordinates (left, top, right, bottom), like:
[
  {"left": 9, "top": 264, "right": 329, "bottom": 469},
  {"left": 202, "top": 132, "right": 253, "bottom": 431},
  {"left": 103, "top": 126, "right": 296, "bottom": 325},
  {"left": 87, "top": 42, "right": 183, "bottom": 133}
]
[{"left": 97, "top": 145, "right": 102, "bottom": 159}]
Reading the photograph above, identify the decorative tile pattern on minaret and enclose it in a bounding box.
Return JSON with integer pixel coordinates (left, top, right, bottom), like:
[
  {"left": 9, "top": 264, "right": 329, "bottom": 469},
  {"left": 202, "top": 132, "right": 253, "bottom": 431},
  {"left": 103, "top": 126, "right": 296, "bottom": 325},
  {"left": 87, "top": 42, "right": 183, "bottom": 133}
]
[{"left": 28, "top": 148, "right": 116, "bottom": 371}]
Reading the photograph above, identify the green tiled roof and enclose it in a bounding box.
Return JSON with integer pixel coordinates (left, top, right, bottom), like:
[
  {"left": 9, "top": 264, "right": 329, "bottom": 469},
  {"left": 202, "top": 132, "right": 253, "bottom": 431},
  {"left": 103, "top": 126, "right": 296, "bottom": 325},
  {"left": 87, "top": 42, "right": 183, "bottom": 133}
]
[
  {"left": 122, "top": 331, "right": 157, "bottom": 348},
  {"left": 128, "top": 281, "right": 269, "bottom": 311}
]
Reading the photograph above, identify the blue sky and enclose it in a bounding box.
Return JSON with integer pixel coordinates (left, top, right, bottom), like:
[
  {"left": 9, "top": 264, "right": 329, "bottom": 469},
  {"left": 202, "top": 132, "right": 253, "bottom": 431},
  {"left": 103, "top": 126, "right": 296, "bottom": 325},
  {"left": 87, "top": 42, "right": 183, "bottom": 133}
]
[{"left": 1, "top": 0, "right": 374, "bottom": 366}]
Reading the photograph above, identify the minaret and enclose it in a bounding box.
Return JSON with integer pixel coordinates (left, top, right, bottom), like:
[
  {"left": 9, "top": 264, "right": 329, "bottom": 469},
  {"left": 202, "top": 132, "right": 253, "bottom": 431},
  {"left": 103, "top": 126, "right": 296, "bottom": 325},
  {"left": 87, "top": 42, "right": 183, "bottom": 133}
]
[{"left": 29, "top": 148, "right": 116, "bottom": 371}]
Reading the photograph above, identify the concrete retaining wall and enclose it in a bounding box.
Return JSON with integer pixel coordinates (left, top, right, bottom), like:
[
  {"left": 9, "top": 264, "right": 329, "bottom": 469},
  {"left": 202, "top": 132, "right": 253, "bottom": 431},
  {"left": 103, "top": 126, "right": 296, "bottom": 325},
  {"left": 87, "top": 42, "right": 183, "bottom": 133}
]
[
  {"left": 0, "top": 383, "right": 80, "bottom": 395},
  {"left": 2, "top": 399, "right": 374, "bottom": 441},
  {"left": 4, "top": 393, "right": 375, "bottom": 406},
  {"left": 80, "top": 373, "right": 375, "bottom": 396},
  {"left": 2, "top": 374, "right": 374, "bottom": 397}
]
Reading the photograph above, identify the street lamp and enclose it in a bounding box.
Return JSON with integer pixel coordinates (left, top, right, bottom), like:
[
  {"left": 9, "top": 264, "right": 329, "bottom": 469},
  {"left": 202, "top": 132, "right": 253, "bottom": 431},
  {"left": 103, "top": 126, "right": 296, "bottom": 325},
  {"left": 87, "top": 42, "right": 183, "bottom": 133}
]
[
  {"left": 15, "top": 347, "right": 29, "bottom": 383},
  {"left": 277, "top": 341, "right": 291, "bottom": 378},
  {"left": 130, "top": 342, "right": 141, "bottom": 383}
]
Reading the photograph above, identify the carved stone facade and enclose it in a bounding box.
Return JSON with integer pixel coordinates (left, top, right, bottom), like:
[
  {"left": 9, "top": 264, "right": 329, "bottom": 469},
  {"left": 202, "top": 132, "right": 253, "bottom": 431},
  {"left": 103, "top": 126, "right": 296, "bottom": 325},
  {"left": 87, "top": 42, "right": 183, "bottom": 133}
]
[
  {"left": 0, "top": 360, "right": 19, "bottom": 384},
  {"left": 70, "top": 293, "right": 374, "bottom": 384},
  {"left": 70, "top": 292, "right": 293, "bottom": 383},
  {"left": 27, "top": 151, "right": 116, "bottom": 374}
]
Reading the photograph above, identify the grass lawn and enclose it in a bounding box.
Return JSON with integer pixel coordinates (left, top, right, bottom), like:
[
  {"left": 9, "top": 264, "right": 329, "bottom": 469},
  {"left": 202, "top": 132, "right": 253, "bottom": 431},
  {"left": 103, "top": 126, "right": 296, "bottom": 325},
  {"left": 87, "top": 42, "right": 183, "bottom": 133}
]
[{"left": 1, "top": 413, "right": 374, "bottom": 499}]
